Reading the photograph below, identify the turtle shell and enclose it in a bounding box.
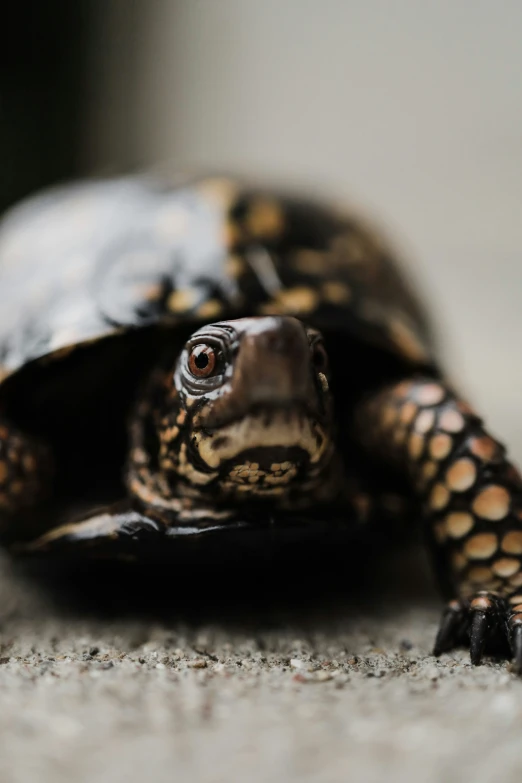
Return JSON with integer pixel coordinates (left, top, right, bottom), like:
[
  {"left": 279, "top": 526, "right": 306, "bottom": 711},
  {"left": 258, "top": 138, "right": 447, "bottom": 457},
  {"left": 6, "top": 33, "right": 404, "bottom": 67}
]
[{"left": 0, "top": 173, "right": 436, "bottom": 384}]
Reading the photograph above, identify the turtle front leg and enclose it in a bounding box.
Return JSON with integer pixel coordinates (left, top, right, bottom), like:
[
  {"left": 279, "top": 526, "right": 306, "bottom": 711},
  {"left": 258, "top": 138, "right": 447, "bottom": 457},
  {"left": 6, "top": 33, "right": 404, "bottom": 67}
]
[
  {"left": 355, "top": 378, "right": 522, "bottom": 670},
  {"left": 0, "top": 419, "right": 53, "bottom": 522}
]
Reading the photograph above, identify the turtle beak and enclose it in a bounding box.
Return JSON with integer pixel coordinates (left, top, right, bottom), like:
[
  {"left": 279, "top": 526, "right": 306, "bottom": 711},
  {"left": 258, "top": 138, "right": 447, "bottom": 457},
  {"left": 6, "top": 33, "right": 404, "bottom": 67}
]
[
  {"left": 234, "top": 317, "right": 315, "bottom": 408},
  {"left": 201, "top": 316, "right": 325, "bottom": 429}
]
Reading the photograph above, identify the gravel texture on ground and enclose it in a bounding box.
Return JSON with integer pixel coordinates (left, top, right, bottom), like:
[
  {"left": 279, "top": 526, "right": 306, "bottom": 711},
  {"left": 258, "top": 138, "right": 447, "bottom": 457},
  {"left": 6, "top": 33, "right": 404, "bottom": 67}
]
[{"left": 0, "top": 544, "right": 521, "bottom": 783}]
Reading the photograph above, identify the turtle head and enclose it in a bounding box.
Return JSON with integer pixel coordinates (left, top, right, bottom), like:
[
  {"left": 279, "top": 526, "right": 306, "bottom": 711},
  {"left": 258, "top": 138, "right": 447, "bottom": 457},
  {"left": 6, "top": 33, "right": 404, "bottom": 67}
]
[{"left": 158, "top": 316, "right": 337, "bottom": 505}]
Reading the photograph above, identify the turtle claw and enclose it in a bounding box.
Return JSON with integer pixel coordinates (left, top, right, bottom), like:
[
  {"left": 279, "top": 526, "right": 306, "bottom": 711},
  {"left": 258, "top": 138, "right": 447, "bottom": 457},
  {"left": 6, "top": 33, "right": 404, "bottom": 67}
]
[
  {"left": 434, "top": 593, "right": 512, "bottom": 668},
  {"left": 433, "top": 600, "right": 466, "bottom": 656},
  {"left": 469, "top": 610, "right": 490, "bottom": 665},
  {"left": 509, "top": 625, "right": 522, "bottom": 674}
]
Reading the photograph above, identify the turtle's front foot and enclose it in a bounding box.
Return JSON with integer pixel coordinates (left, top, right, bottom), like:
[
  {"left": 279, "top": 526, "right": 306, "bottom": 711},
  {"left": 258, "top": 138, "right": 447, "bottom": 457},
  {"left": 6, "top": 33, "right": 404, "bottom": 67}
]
[{"left": 434, "top": 592, "right": 522, "bottom": 672}]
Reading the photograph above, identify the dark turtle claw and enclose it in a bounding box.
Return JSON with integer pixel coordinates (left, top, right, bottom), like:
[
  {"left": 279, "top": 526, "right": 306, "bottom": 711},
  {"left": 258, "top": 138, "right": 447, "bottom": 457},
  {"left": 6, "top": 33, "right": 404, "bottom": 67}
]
[
  {"left": 433, "top": 593, "right": 522, "bottom": 672},
  {"left": 433, "top": 599, "right": 467, "bottom": 656},
  {"left": 509, "top": 624, "right": 522, "bottom": 674}
]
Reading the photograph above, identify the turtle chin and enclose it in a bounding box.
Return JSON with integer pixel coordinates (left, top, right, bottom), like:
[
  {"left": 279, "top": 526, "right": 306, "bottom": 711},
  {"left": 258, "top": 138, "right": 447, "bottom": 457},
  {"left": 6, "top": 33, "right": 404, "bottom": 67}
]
[{"left": 192, "top": 406, "right": 334, "bottom": 501}]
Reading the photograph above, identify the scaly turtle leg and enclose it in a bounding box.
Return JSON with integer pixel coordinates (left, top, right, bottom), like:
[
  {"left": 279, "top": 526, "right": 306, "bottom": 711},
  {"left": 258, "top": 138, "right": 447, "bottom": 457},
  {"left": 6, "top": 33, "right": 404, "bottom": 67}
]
[
  {"left": 356, "top": 377, "right": 522, "bottom": 670},
  {"left": 19, "top": 503, "right": 167, "bottom": 557}
]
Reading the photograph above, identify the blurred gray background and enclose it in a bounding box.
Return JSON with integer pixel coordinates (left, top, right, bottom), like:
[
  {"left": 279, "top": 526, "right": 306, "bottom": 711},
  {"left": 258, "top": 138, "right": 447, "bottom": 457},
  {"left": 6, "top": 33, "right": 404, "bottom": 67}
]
[{"left": 82, "top": 0, "right": 522, "bottom": 457}]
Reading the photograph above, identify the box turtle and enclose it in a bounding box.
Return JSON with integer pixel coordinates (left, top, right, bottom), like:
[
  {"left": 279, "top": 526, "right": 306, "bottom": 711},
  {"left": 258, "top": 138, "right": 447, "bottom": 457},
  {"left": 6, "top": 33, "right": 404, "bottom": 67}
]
[{"left": 1, "top": 173, "right": 521, "bottom": 670}]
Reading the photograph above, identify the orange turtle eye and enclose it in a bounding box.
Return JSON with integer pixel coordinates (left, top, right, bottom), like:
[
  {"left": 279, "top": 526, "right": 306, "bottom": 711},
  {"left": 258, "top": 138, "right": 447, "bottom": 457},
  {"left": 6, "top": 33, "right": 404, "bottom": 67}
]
[
  {"left": 312, "top": 342, "right": 329, "bottom": 373},
  {"left": 188, "top": 344, "right": 217, "bottom": 378}
]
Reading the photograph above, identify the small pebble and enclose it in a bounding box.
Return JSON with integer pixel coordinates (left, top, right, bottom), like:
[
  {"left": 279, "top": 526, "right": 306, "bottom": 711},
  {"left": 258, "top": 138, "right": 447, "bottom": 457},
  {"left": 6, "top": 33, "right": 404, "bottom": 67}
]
[
  {"left": 290, "top": 659, "right": 307, "bottom": 670},
  {"left": 314, "top": 670, "right": 333, "bottom": 682},
  {"left": 188, "top": 658, "right": 207, "bottom": 669}
]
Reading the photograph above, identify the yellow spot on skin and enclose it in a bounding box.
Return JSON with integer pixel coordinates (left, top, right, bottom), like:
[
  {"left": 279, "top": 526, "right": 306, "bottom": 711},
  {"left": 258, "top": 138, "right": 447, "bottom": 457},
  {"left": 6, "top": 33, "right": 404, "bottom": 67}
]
[
  {"left": 429, "top": 433, "right": 452, "bottom": 461},
  {"left": 510, "top": 573, "right": 522, "bottom": 588},
  {"left": 414, "top": 409, "right": 435, "bottom": 433},
  {"left": 469, "top": 436, "right": 502, "bottom": 463},
  {"left": 439, "top": 409, "right": 465, "bottom": 433},
  {"left": 415, "top": 384, "right": 445, "bottom": 406},
  {"left": 467, "top": 566, "right": 494, "bottom": 584},
  {"left": 421, "top": 460, "right": 438, "bottom": 484},
  {"left": 321, "top": 281, "right": 352, "bottom": 305},
  {"left": 445, "top": 512, "right": 474, "bottom": 539},
  {"left": 452, "top": 551, "right": 467, "bottom": 571},
  {"left": 382, "top": 405, "right": 398, "bottom": 429},
  {"left": 195, "top": 299, "right": 223, "bottom": 320},
  {"left": 0, "top": 461, "right": 7, "bottom": 483},
  {"left": 276, "top": 286, "right": 319, "bottom": 314},
  {"left": 176, "top": 410, "right": 187, "bottom": 426},
  {"left": 464, "top": 533, "right": 498, "bottom": 560},
  {"left": 174, "top": 443, "right": 217, "bottom": 486},
  {"left": 225, "top": 254, "right": 246, "bottom": 279},
  {"left": 400, "top": 401, "right": 418, "bottom": 425},
  {"left": 430, "top": 483, "right": 450, "bottom": 511},
  {"left": 162, "top": 426, "right": 180, "bottom": 442},
  {"left": 293, "top": 250, "right": 326, "bottom": 275},
  {"left": 471, "top": 596, "right": 493, "bottom": 610},
  {"left": 408, "top": 432, "right": 424, "bottom": 460},
  {"left": 388, "top": 319, "right": 429, "bottom": 363},
  {"left": 492, "top": 558, "right": 520, "bottom": 578},
  {"left": 167, "top": 289, "right": 199, "bottom": 313},
  {"left": 473, "top": 485, "right": 510, "bottom": 521},
  {"left": 245, "top": 199, "right": 285, "bottom": 239},
  {"left": 502, "top": 531, "right": 522, "bottom": 555},
  {"left": 132, "top": 448, "right": 148, "bottom": 466},
  {"left": 446, "top": 458, "right": 477, "bottom": 492},
  {"left": 260, "top": 287, "right": 319, "bottom": 316}
]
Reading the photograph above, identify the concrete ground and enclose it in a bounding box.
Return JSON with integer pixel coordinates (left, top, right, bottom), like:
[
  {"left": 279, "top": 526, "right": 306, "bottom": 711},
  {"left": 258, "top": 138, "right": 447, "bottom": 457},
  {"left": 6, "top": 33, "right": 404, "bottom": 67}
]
[{"left": 1, "top": 542, "right": 521, "bottom": 783}]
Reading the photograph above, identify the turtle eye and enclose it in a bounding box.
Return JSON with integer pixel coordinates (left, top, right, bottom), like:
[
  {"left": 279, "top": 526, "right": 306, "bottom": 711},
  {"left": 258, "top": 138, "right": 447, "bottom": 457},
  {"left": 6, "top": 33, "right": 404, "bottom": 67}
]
[
  {"left": 312, "top": 341, "right": 329, "bottom": 374},
  {"left": 188, "top": 344, "right": 217, "bottom": 378}
]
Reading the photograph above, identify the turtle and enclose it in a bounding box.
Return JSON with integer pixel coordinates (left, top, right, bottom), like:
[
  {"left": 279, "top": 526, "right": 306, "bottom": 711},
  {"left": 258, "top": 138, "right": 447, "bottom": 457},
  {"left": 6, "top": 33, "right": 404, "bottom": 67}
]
[{"left": 0, "top": 172, "right": 522, "bottom": 670}]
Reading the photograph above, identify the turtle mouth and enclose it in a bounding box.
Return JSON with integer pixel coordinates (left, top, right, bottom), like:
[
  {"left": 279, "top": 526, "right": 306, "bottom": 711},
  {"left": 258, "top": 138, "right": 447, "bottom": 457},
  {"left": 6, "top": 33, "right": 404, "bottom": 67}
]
[
  {"left": 191, "top": 405, "right": 332, "bottom": 474},
  {"left": 195, "top": 399, "right": 326, "bottom": 433},
  {"left": 221, "top": 445, "right": 311, "bottom": 473}
]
